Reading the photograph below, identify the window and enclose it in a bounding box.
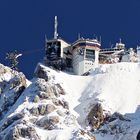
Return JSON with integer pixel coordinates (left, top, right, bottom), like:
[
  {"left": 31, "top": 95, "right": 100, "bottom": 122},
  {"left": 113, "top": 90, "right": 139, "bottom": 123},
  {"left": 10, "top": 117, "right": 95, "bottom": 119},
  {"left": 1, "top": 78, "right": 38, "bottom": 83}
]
[
  {"left": 46, "top": 41, "right": 61, "bottom": 60},
  {"left": 86, "top": 49, "right": 95, "bottom": 59}
]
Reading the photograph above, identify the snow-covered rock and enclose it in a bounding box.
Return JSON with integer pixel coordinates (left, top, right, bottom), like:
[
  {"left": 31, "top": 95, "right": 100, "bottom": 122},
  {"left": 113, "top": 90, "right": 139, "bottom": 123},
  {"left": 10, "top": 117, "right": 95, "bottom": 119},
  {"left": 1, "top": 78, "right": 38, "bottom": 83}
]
[
  {"left": 0, "top": 62, "right": 140, "bottom": 140},
  {"left": 0, "top": 64, "right": 29, "bottom": 120}
]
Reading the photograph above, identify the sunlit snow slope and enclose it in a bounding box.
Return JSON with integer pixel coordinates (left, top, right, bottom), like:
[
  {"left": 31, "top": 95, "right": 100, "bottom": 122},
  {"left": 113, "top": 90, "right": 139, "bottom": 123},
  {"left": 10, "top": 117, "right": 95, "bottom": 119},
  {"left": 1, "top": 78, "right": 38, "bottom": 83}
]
[
  {"left": 45, "top": 62, "right": 140, "bottom": 139},
  {"left": 48, "top": 62, "right": 140, "bottom": 116}
]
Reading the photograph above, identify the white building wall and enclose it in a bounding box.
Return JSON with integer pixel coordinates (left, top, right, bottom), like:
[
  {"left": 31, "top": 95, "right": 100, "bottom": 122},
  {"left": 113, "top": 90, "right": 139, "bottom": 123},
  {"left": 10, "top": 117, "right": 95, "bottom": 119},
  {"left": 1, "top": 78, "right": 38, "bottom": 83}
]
[
  {"left": 72, "top": 47, "right": 100, "bottom": 75},
  {"left": 83, "top": 49, "right": 99, "bottom": 74},
  {"left": 83, "top": 51, "right": 98, "bottom": 74},
  {"left": 59, "top": 39, "right": 70, "bottom": 58},
  {"left": 84, "top": 60, "right": 94, "bottom": 73},
  {"left": 72, "top": 48, "right": 84, "bottom": 75},
  {"left": 78, "top": 61, "right": 85, "bottom": 75}
]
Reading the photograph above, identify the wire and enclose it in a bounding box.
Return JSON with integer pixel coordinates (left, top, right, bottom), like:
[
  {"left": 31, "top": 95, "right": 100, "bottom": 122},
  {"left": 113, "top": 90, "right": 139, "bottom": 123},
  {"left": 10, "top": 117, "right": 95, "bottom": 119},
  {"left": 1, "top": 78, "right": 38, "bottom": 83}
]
[{"left": 21, "top": 48, "right": 44, "bottom": 55}]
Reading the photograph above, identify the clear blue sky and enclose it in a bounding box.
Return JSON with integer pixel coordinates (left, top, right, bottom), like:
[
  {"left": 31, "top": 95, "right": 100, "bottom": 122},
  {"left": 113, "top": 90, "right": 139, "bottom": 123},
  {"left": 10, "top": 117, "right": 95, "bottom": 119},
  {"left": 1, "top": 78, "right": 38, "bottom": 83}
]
[{"left": 0, "top": 0, "right": 140, "bottom": 78}]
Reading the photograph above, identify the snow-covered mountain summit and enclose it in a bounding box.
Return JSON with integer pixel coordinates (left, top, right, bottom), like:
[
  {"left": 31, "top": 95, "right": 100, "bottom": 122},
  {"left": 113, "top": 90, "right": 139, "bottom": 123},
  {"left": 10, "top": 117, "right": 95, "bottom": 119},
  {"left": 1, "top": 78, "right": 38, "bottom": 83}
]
[{"left": 0, "top": 62, "right": 140, "bottom": 140}]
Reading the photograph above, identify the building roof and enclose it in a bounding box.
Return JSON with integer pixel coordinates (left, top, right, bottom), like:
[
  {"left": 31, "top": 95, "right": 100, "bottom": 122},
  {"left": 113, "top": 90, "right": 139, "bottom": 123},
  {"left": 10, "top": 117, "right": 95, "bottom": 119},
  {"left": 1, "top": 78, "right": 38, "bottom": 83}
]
[
  {"left": 71, "top": 38, "right": 101, "bottom": 51},
  {"left": 46, "top": 37, "right": 70, "bottom": 45},
  {"left": 72, "top": 38, "right": 101, "bottom": 47}
]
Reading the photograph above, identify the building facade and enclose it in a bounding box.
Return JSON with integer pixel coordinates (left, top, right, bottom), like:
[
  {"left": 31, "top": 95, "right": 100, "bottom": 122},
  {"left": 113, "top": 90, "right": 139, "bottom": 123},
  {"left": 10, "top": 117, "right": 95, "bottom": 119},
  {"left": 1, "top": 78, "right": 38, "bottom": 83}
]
[
  {"left": 44, "top": 16, "right": 140, "bottom": 75},
  {"left": 44, "top": 16, "right": 101, "bottom": 74},
  {"left": 99, "top": 39, "right": 125, "bottom": 64},
  {"left": 71, "top": 38, "right": 100, "bottom": 75},
  {"left": 44, "top": 16, "right": 70, "bottom": 69}
]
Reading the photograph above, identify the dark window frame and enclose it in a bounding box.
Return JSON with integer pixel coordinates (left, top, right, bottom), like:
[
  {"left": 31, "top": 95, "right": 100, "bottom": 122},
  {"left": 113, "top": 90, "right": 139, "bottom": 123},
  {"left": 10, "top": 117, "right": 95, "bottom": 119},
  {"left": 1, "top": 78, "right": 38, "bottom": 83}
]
[{"left": 85, "top": 49, "right": 95, "bottom": 59}]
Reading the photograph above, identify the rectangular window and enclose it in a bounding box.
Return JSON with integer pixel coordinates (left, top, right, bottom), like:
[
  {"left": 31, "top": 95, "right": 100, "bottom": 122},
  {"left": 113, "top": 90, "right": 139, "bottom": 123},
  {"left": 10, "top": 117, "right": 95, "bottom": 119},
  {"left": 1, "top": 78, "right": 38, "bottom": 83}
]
[
  {"left": 86, "top": 49, "right": 95, "bottom": 59},
  {"left": 46, "top": 41, "right": 61, "bottom": 60}
]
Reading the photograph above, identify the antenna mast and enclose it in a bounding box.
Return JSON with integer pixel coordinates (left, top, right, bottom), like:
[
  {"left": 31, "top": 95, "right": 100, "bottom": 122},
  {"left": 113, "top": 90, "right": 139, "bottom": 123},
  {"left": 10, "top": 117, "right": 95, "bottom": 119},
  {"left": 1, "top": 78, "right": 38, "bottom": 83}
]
[
  {"left": 78, "top": 33, "right": 81, "bottom": 40},
  {"left": 119, "top": 38, "right": 122, "bottom": 43},
  {"left": 54, "top": 16, "right": 58, "bottom": 39},
  {"left": 100, "top": 36, "right": 102, "bottom": 43},
  {"left": 45, "top": 34, "right": 47, "bottom": 43}
]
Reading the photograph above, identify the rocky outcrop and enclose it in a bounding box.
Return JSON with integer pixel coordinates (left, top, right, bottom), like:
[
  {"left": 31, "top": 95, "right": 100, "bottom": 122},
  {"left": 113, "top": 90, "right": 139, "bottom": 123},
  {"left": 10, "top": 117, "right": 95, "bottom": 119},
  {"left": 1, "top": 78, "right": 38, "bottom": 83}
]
[
  {"left": 34, "top": 79, "right": 48, "bottom": 93},
  {"left": 38, "top": 104, "right": 56, "bottom": 115},
  {"left": 36, "top": 115, "right": 59, "bottom": 130},
  {"left": 38, "top": 91, "right": 55, "bottom": 99},
  {"left": 0, "top": 64, "right": 11, "bottom": 76},
  {"left": 0, "top": 81, "right": 6, "bottom": 94},
  {"left": 34, "top": 64, "right": 48, "bottom": 81},
  {"left": 38, "top": 104, "right": 46, "bottom": 115},
  {"left": 0, "top": 113, "right": 23, "bottom": 132},
  {"left": 94, "top": 111, "right": 132, "bottom": 137},
  {"left": 3, "top": 125, "right": 40, "bottom": 140},
  {"left": 33, "top": 95, "right": 40, "bottom": 103},
  {"left": 72, "top": 129, "right": 96, "bottom": 140},
  {"left": 30, "top": 107, "right": 40, "bottom": 116},
  {"left": 107, "top": 112, "right": 131, "bottom": 122},
  {"left": 52, "top": 98, "right": 69, "bottom": 109},
  {"left": 9, "top": 72, "right": 27, "bottom": 89},
  {"left": 46, "top": 104, "right": 56, "bottom": 114},
  {"left": 0, "top": 71, "right": 27, "bottom": 120},
  {"left": 30, "top": 104, "right": 56, "bottom": 116},
  {"left": 55, "top": 83, "right": 65, "bottom": 95},
  {"left": 87, "top": 103, "right": 104, "bottom": 129},
  {"left": 34, "top": 75, "right": 66, "bottom": 100}
]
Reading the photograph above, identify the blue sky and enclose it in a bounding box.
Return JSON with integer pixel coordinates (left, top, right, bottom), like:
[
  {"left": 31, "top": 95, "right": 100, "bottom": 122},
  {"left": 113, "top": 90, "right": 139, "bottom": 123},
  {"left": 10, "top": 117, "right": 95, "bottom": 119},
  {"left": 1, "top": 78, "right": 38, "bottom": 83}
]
[{"left": 0, "top": 0, "right": 140, "bottom": 78}]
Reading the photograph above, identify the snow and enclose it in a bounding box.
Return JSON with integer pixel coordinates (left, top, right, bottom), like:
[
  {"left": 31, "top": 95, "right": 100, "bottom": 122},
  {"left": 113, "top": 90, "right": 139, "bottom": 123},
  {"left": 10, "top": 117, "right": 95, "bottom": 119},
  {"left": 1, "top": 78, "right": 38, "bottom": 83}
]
[
  {"left": 35, "top": 127, "right": 74, "bottom": 140},
  {"left": 42, "top": 62, "right": 140, "bottom": 117},
  {"left": 38, "top": 62, "right": 140, "bottom": 139},
  {"left": 1, "top": 62, "right": 140, "bottom": 139},
  {"left": 92, "top": 63, "right": 140, "bottom": 114}
]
